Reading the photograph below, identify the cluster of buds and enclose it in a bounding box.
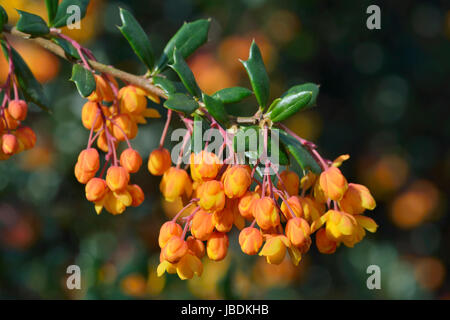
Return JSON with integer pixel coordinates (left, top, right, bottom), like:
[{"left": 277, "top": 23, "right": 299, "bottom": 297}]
[
  {"left": 0, "top": 41, "right": 36, "bottom": 160},
  {"left": 152, "top": 116, "right": 377, "bottom": 280},
  {"left": 75, "top": 69, "right": 161, "bottom": 214}
]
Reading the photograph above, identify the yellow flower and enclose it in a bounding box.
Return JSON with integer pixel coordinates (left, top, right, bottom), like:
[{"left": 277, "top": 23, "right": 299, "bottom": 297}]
[
  {"left": 197, "top": 180, "right": 226, "bottom": 212},
  {"left": 319, "top": 167, "right": 348, "bottom": 201},
  {"left": 160, "top": 167, "right": 193, "bottom": 202},
  {"left": 259, "top": 235, "right": 290, "bottom": 265},
  {"left": 339, "top": 183, "right": 376, "bottom": 214},
  {"left": 190, "top": 151, "right": 222, "bottom": 181},
  {"left": 277, "top": 170, "right": 300, "bottom": 196}
]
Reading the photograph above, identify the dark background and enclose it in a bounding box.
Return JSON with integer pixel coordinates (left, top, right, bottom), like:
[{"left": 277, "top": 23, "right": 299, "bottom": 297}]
[{"left": 0, "top": 0, "right": 448, "bottom": 299}]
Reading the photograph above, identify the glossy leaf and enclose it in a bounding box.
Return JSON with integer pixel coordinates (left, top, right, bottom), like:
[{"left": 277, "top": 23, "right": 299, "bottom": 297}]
[
  {"left": 284, "top": 82, "right": 320, "bottom": 109},
  {"left": 279, "top": 129, "right": 321, "bottom": 173},
  {"left": 164, "top": 93, "right": 199, "bottom": 114},
  {"left": 212, "top": 87, "right": 253, "bottom": 104},
  {"left": 152, "top": 76, "right": 176, "bottom": 97},
  {"left": 268, "top": 91, "right": 312, "bottom": 122},
  {"left": 240, "top": 40, "right": 270, "bottom": 107},
  {"left": 53, "top": 38, "right": 80, "bottom": 59},
  {"left": 118, "top": 8, "right": 154, "bottom": 70},
  {"left": 70, "top": 64, "right": 96, "bottom": 97},
  {"left": 0, "top": 5, "right": 8, "bottom": 31},
  {"left": 169, "top": 48, "right": 201, "bottom": 97},
  {"left": 16, "top": 10, "right": 50, "bottom": 36},
  {"left": 1, "top": 40, "right": 49, "bottom": 111},
  {"left": 155, "top": 19, "right": 210, "bottom": 72},
  {"left": 45, "top": 0, "right": 59, "bottom": 25},
  {"left": 202, "top": 93, "right": 229, "bottom": 128},
  {"left": 52, "top": 0, "right": 90, "bottom": 28}
]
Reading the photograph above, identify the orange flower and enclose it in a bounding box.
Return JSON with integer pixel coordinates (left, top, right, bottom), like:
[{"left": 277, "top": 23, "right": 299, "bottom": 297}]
[
  {"left": 239, "top": 227, "right": 263, "bottom": 255},
  {"left": 174, "top": 253, "right": 203, "bottom": 280},
  {"left": 319, "top": 167, "right": 348, "bottom": 201},
  {"left": 88, "top": 75, "right": 115, "bottom": 102},
  {"left": 311, "top": 210, "right": 358, "bottom": 244},
  {"left": 238, "top": 191, "right": 260, "bottom": 220},
  {"left": 163, "top": 236, "right": 188, "bottom": 263},
  {"left": 118, "top": 85, "right": 147, "bottom": 115},
  {"left": 315, "top": 228, "right": 337, "bottom": 254},
  {"left": 190, "top": 151, "right": 222, "bottom": 181},
  {"left": 127, "top": 184, "right": 145, "bottom": 207},
  {"left": 339, "top": 183, "right": 376, "bottom": 214},
  {"left": 158, "top": 221, "right": 183, "bottom": 248},
  {"left": 223, "top": 165, "right": 251, "bottom": 198},
  {"left": 8, "top": 100, "right": 28, "bottom": 121},
  {"left": 148, "top": 148, "right": 171, "bottom": 176},
  {"left": 159, "top": 167, "right": 193, "bottom": 202},
  {"left": 212, "top": 205, "right": 234, "bottom": 232},
  {"left": 85, "top": 178, "right": 108, "bottom": 202},
  {"left": 197, "top": 180, "right": 226, "bottom": 212},
  {"left": 74, "top": 162, "right": 96, "bottom": 184},
  {"left": 206, "top": 232, "right": 229, "bottom": 261},
  {"left": 106, "top": 166, "right": 130, "bottom": 192},
  {"left": 280, "top": 195, "right": 303, "bottom": 220},
  {"left": 1, "top": 134, "right": 18, "bottom": 155},
  {"left": 300, "top": 171, "right": 317, "bottom": 191},
  {"left": 77, "top": 148, "right": 100, "bottom": 173},
  {"left": 254, "top": 197, "right": 280, "bottom": 230},
  {"left": 259, "top": 235, "right": 290, "bottom": 265},
  {"left": 186, "top": 236, "right": 205, "bottom": 258},
  {"left": 120, "top": 148, "right": 142, "bottom": 173},
  {"left": 300, "top": 196, "right": 325, "bottom": 223},
  {"left": 111, "top": 114, "right": 138, "bottom": 141},
  {"left": 285, "top": 217, "right": 311, "bottom": 251},
  {"left": 81, "top": 101, "right": 102, "bottom": 131},
  {"left": 101, "top": 190, "right": 131, "bottom": 215},
  {"left": 277, "top": 170, "right": 300, "bottom": 196},
  {"left": 15, "top": 126, "right": 36, "bottom": 151},
  {"left": 190, "top": 209, "right": 215, "bottom": 241},
  {"left": 3, "top": 109, "right": 19, "bottom": 130}
]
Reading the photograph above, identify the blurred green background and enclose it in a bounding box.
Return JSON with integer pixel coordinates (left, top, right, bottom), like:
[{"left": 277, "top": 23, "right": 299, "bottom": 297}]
[{"left": 0, "top": 0, "right": 448, "bottom": 299}]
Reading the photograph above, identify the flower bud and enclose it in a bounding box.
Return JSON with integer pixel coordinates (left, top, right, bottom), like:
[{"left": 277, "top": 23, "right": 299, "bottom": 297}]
[
  {"left": 301, "top": 196, "right": 325, "bottom": 222},
  {"left": 277, "top": 170, "right": 300, "bottom": 196},
  {"left": 112, "top": 114, "right": 138, "bottom": 141},
  {"left": 190, "top": 209, "right": 215, "bottom": 241},
  {"left": 74, "top": 161, "right": 96, "bottom": 184},
  {"left": 159, "top": 167, "right": 192, "bottom": 202},
  {"left": 120, "top": 148, "right": 142, "bottom": 173},
  {"left": 280, "top": 195, "right": 303, "bottom": 220},
  {"left": 319, "top": 167, "right": 348, "bottom": 201},
  {"left": 190, "top": 151, "right": 222, "bottom": 181},
  {"left": 81, "top": 101, "right": 103, "bottom": 131},
  {"left": 223, "top": 165, "right": 252, "bottom": 198},
  {"left": 238, "top": 191, "right": 260, "bottom": 220},
  {"left": 8, "top": 100, "right": 28, "bottom": 121},
  {"left": 158, "top": 221, "right": 183, "bottom": 248},
  {"left": 1, "top": 134, "right": 18, "bottom": 155},
  {"left": 198, "top": 180, "right": 226, "bottom": 212},
  {"left": 163, "top": 236, "right": 188, "bottom": 263},
  {"left": 85, "top": 178, "right": 108, "bottom": 202},
  {"left": 212, "top": 205, "right": 234, "bottom": 233},
  {"left": 118, "top": 85, "right": 147, "bottom": 115},
  {"left": 206, "top": 232, "right": 229, "bottom": 261},
  {"left": 127, "top": 184, "right": 145, "bottom": 207},
  {"left": 239, "top": 227, "right": 263, "bottom": 255},
  {"left": 148, "top": 148, "right": 171, "bottom": 176},
  {"left": 186, "top": 236, "right": 205, "bottom": 259},
  {"left": 3, "top": 109, "right": 20, "bottom": 130},
  {"left": 285, "top": 217, "right": 311, "bottom": 251},
  {"left": 15, "top": 126, "right": 36, "bottom": 151},
  {"left": 88, "top": 75, "right": 115, "bottom": 102},
  {"left": 254, "top": 197, "right": 280, "bottom": 230},
  {"left": 78, "top": 148, "right": 100, "bottom": 173},
  {"left": 259, "top": 235, "right": 290, "bottom": 265},
  {"left": 106, "top": 166, "right": 130, "bottom": 192},
  {"left": 316, "top": 228, "right": 337, "bottom": 254},
  {"left": 339, "top": 183, "right": 376, "bottom": 214}
]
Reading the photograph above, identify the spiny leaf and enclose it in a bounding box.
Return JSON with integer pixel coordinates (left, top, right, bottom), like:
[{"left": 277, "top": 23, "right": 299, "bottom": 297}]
[
  {"left": 202, "top": 93, "right": 229, "bottom": 128},
  {"left": 169, "top": 48, "right": 201, "bottom": 97},
  {"left": 70, "top": 64, "right": 96, "bottom": 97},
  {"left": 212, "top": 87, "right": 253, "bottom": 104},
  {"left": 155, "top": 19, "right": 210, "bottom": 73},
  {"left": 240, "top": 40, "right": 270, "bottom": 108},
  {"left": 164, "top": 93, "right": 199, "bottom": 114},
  {"left": 52, "top": 0, "right": 90, "bottom": 28},
  {"left": 16, "top": 10, "right": 50, "bottom": 36},
  {"left": 118, "top": 8, "right": 155, "bottom": 70}
]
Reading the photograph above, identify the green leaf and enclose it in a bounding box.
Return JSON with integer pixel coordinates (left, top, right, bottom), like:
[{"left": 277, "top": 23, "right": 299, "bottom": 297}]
[
  {"left": 0, "top": 5, "right": 8, "bottom": 31},
  {"left": 212, "top": 87, "right": 253, "bottom": 104},
  {"left": 52, "top": 0, "right": 90, "bottom": 28},
  {"left": 266, "top": 97, "right": 281, "bottom": 114},
  {"left": 169, "top": 48, "right": 201, "bottom": 97},
  {"left": 16, "top": 10, "right": 50, "bottom": 36},
  {"left": 152, "top": 76, "right": 176, "bottom": 97},
  {"left": 202, "top": 93, "right": 229, "bottom": 128},
  {"left": 268, "top": 91, "right": 312, "bottom": 122},
  {"left": 70, "top": 64, "right": 96, "bottom": 97},
  {"left": 155, "top": 19, "right": 210, "bottom": 73},
  {"left": 164, "top": 93, "right": 198, "bottom": 114},
  {"left": 52, "top": 37, "right": 80, "bottom": 59},
  {"left": 118, "top": 8, "right": 155, "bottom": 70},
  {"left": 279, "top": 129, "right": 321, "bottom": 173},
  {"left": 1, "top": 40, "right": 49, "bottom": 111},
  {"left": 45, "top": 0, "right": 59, "bottom": 25},
  {"left": 284, "top": 82, "right": 320, "bottom": 109},
  {"left": 240, "top": 40, "right": 270, "bottom": 107}
]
